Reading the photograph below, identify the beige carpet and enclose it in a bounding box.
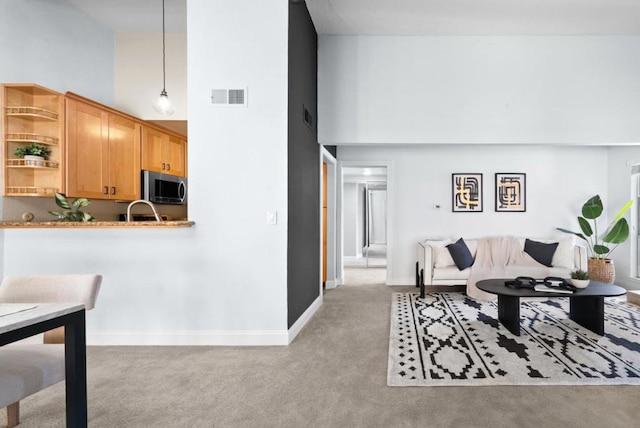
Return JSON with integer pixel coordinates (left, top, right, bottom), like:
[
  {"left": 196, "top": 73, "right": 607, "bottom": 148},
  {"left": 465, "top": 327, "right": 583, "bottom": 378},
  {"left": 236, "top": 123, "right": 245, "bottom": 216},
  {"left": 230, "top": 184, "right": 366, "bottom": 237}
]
[{"left": 5, "top": 274, "right": 639, "bottom": 428}]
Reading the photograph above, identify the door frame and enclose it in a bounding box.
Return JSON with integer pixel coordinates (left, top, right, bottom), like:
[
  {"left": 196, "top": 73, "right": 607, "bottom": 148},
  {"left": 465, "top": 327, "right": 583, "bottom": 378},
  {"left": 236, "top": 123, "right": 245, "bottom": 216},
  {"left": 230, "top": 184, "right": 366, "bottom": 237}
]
[
  {"left": 338, "top": 160, "right": 393, "bottom": 285},
  {"left": 321, "top": 147, "right": 338, "bottom": 289}
]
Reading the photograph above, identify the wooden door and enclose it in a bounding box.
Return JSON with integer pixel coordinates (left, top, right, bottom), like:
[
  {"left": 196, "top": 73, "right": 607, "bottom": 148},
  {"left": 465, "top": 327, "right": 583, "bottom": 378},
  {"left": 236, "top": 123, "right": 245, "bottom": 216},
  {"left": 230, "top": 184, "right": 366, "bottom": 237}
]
[
  {"left": 65, "top": 99, "right": 109, "bottom": 199},
  {"left": 164, "top": 135, "right": 186, "bottom": 177},
  {"left": 108, "top": 114, "right": 141, "bottom": 201},
  {"left": 323, "top": 162, "right": 328, "bottom": 285}
]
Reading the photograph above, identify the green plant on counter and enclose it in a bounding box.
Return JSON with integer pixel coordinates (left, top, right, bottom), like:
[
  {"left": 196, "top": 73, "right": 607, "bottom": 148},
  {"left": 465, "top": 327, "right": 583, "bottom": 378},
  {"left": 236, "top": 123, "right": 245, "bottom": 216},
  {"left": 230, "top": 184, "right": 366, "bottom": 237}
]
[
  {"left": 570, "top": 269, "right": 589, "bottom": 280},
  {"left": 48, "top": 193, "right": 95, "bottom": 222},
  {"left": 14, "top": 142, "right": 51, "bottom": 159},
  {"left": 557, "top": 195, "right": 632, "bottom": 260}
]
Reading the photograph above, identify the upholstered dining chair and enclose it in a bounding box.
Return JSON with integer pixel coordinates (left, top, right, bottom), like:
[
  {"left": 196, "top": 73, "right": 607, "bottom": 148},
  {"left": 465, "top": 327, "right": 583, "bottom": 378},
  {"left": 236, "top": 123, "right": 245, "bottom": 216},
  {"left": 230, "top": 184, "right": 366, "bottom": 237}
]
[{"left": 0, "top": 274, "right": 102, "bottom": 427}]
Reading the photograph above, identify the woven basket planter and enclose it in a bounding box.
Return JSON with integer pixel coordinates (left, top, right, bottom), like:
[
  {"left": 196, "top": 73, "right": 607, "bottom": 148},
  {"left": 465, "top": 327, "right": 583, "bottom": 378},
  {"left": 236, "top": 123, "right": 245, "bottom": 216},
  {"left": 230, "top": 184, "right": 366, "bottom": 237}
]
[{"left": 588, "top": 258, "right": 615, "bottom": 284}]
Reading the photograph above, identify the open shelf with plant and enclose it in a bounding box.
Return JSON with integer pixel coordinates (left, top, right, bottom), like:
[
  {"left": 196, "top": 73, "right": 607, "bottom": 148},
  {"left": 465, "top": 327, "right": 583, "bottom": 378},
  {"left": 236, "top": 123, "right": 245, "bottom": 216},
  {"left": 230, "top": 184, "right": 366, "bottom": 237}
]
[{"left": 2, "top": 84, "right": 64, "bottom": 197}]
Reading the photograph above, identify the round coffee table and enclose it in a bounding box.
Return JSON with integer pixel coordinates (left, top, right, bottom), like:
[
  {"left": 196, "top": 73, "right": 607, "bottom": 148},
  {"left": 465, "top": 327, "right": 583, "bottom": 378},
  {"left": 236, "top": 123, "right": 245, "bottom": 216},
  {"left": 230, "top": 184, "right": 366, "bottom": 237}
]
[{"left": 476, "top": 278, "right": 626, "bottom": 336}]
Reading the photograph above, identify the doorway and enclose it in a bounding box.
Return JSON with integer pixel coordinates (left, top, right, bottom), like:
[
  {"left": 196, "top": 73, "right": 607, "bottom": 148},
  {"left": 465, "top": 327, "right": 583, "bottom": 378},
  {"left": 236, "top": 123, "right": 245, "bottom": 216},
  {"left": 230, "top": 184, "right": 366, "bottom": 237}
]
[
  {"left": 341, "top": 165, "right": 389, "bottom": 285},
  {"left": 321, "top": 148, "right": 338, "bottom": 291}
]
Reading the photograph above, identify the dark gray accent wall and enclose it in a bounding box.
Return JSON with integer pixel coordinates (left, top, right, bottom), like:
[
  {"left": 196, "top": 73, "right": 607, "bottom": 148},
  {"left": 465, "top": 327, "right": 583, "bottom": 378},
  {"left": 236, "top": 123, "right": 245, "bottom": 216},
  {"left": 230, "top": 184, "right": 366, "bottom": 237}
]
[{"left": 287, "top": 1, "right": 319, "bottom": 328}]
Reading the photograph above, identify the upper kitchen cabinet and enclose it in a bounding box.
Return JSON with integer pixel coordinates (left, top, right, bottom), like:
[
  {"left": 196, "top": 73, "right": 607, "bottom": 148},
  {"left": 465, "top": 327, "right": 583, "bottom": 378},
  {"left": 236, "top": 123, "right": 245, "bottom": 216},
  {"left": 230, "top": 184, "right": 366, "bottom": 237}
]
[
  {"left": 1, "top": 84, "right": 64, "bottom": 196},
  {"left": 65, "top": 94, "right": 141, "bottom": 201},
  {"left": 141, "top": 125, "right": 187, "bottom": 177}
]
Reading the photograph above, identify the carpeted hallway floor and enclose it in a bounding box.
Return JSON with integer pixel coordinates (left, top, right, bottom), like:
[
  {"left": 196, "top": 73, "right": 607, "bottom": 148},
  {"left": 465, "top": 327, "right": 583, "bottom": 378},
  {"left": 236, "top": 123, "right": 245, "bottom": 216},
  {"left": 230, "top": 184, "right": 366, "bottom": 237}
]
[{"left": 6, "top": 269, "right": 639, "bottom": 427}]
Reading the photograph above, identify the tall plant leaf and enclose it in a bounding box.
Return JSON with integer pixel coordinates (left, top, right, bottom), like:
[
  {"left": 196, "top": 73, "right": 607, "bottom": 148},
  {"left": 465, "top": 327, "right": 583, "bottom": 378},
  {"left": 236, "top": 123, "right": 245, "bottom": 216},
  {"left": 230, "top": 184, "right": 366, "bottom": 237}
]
[
  {"left": 577, "top": 217, "right": 593, "bottom": 237},
  {"left": 594, "top": 244, "right": 610, "bottom": 255},
  {"left": 555, "top": 227, "right": 587, "bottom": 241},
  {"left": 603, "top": 218, "right": 629, "bottom": 244},
  {"left": 581, "top": 195, "right": 603, "bottom": 220}
]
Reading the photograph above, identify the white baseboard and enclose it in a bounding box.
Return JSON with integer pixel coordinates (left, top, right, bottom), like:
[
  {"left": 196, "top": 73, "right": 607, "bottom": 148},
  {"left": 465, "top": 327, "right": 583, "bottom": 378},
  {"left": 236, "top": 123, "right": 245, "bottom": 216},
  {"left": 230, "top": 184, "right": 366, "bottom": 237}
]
[
  {"left": 325, "top": 279, "right": 338, "bottom": 289},
  {"left": 288, "top": 294, "right": 322, "bottom": 343},
  {"left": 88, "top": 330, "right": 290, "bottom": 346},
  {"left": 87, "top": 295, "right": 324, "bottom": 347}
]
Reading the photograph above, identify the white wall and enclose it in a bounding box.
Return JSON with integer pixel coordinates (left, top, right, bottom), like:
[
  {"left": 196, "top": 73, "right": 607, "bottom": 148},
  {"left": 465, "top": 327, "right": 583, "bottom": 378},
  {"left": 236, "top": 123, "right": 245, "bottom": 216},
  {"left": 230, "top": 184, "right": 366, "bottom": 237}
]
[
  {"left": 343, "top": 183, "right": 357, "bottom": 256},
  {"left": 0, "top": 0, "right": 114, "bottom": 105},
  {"left": 338, "top": 145, "right": 608, "bottom": 285},
  {"left": 370, "top": 190, "right": 386, "bottom": 244},
  {"left": 0, "top": 0, "right": 292, "bottom": 345},
  {"left": 356, "top": 183, "right": 364, "bottom": 254},
  {"left": 186, "top": 0, "right": 289, "bottom": 340},
  {"left": 115, "top": 33, "right": 187, "bottom": 120},
  {"left": 607, "top": 146, "right": 640, "bottom": 289},
  {"left": 319, "top": 36, "right": 640, "bottom": 145}
]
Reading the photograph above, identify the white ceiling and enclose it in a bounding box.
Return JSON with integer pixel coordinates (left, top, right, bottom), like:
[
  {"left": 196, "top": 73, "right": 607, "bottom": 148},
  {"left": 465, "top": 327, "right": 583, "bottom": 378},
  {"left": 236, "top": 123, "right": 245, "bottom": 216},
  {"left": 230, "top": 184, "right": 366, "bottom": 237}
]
[
  {"left": 306, "top": 0, "right": 640, "bottom": 35},
  {"left": 66, "top": 0, "right": 187, "bottom": 33},
  {"left": 66, "top": 0, "right": 640, "bottom": 36}
]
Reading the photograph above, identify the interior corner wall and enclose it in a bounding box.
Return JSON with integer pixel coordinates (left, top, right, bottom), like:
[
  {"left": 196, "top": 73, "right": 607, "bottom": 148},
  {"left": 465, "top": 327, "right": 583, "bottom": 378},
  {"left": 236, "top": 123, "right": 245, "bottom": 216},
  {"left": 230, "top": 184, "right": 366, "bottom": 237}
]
[
  {"left": 338, "top": 145, "right": 609, "bottom": 285},
  {"left": 114, "top": 32, "right": 187, "bottom": 120},
  {"left": 287, "top": 1, "right": 320, "bottom": 328},
  {"left": 318, "top": 36, "right": 640, "bottom": 145},
  {"left": 0, "top": 0, "right": 114, "bottom": 105},
  {"left": 607, "top": 146, "right": 640, "bottom": 289}
]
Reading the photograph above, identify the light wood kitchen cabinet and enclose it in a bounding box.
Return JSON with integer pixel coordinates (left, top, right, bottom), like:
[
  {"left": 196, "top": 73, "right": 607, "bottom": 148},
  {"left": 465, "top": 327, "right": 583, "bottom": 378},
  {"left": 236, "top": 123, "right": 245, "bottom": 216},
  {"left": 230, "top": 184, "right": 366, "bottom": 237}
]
[
  {"left": 65, "top": 95, "right": 141, "bottom": 201},
  {"left": 1, "top": 84, "right": 64, "bottom": 196},
  {"left": 142, "top": 125, "right": 187, "bottom": 177}
]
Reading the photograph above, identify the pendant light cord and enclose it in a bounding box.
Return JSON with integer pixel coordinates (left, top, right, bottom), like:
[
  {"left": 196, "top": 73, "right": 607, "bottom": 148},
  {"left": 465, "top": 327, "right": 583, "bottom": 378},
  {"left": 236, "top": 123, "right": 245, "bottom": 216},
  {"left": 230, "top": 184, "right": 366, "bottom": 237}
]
[{"left": 162, "top": 0, "right": 166, "bottom": 92}]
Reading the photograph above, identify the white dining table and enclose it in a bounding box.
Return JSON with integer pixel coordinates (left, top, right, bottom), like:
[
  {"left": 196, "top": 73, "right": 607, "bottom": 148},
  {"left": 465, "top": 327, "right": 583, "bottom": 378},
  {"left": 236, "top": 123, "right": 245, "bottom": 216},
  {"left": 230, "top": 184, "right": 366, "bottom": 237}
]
[{"left": 0, "top": 303, "right": 87, "bottom": 427}]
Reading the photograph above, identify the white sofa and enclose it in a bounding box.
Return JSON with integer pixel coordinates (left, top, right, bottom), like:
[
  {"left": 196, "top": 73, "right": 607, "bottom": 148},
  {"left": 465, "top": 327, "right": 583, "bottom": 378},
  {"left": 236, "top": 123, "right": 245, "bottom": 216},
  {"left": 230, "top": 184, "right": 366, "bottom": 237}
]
[{"left": 416, "top": 237, "right": 587, "bottom": 289}]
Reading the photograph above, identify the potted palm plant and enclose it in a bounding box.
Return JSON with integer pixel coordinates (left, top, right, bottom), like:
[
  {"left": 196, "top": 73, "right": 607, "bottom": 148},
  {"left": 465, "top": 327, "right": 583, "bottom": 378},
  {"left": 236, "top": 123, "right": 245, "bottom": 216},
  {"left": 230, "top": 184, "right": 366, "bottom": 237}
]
[
  {"left": 14, "top": 142, "right": 51, "bottom": 167},
  {"left": 557, "top": 195, "right": 632, "bottom": 283}
]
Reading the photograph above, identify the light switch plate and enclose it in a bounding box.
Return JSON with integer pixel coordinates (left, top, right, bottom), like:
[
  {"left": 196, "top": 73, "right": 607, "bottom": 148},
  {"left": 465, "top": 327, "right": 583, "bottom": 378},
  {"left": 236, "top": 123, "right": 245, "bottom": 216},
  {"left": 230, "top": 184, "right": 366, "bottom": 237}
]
[{"left": 267, "top": 211, "right": 277, "bottom": 225}]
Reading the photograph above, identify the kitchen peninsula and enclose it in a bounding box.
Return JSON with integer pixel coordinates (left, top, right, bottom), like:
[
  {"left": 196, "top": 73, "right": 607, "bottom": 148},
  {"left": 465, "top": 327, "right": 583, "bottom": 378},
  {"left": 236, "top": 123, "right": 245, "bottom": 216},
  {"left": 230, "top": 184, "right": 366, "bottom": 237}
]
[{"left": 0, "top": 220, "right": 194, "bottom": 228}]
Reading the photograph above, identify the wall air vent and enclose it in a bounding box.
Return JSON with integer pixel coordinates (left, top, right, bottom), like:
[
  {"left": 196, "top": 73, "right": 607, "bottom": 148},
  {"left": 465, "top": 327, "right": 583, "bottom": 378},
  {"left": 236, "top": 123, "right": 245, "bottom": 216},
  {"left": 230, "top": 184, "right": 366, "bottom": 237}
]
[{"left": 210, "top": 88, "right": 248, "bottom": 107}]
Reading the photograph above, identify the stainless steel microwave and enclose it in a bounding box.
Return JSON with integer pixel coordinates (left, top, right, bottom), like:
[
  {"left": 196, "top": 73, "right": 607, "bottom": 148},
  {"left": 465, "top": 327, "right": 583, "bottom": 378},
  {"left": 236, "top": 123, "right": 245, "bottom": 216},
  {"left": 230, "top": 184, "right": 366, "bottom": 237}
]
[{"left": 142, "top": 170, "right": 187, "bottom": 205}]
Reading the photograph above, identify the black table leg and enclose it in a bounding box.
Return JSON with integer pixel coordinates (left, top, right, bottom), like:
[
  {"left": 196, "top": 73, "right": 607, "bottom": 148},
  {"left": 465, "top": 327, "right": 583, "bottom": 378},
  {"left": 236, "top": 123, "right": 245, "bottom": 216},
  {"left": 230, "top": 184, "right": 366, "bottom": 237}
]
[
  {"left": 64, "top": 309, "right": 88, "bottom": 428},
  {"left": 498, "top": 294, "right": 521, "bottom": 336},
  {"left": 570, "top": 296, "right": 605, "bottom": 335}
]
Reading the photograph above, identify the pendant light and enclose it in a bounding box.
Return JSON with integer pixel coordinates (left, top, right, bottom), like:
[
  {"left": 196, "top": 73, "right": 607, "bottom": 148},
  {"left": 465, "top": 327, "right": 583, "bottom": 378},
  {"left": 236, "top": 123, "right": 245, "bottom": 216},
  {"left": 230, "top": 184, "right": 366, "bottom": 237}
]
[{"left": 152, "top": 0, "right": 176, "bottom": 116}]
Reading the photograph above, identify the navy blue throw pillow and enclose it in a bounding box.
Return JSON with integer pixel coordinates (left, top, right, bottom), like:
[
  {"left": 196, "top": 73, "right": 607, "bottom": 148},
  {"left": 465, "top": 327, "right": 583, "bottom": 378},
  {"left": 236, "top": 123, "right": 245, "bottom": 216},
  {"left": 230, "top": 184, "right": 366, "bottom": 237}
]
[
  {"left": 446, "top": 238, "right": 474, "bottom": 270},
  {"left": 524, "top": 239, "right": 558, "bottom": 267}
]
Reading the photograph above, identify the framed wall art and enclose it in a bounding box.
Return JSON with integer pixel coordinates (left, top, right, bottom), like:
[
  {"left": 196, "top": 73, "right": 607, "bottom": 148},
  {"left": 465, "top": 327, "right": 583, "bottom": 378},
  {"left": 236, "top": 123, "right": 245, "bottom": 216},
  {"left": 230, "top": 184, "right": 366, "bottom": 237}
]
[
  {"left": 452, "top": 173, "right": 483, "bottom": 212},
  {"left": 495, "top": 173, "right": 526, "bottom": 212}
]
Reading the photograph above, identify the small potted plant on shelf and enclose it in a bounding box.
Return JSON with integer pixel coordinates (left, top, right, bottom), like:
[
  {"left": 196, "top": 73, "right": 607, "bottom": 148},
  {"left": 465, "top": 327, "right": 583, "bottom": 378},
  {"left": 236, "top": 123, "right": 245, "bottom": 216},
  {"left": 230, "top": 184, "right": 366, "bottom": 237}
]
[
  {"left": 570, "top": 269, "right": 590, "bottom": 289},
  {"left": 14, "top": 142, "right": 51, "bottom": 167}
]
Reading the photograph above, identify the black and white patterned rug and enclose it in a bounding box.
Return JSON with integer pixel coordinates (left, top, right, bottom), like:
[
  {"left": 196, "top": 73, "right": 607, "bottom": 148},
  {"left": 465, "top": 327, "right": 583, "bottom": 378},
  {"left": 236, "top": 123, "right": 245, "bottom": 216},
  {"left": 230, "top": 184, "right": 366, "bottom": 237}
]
[{"left": 388, "top": 292, "right": 640, "bottom": 386}]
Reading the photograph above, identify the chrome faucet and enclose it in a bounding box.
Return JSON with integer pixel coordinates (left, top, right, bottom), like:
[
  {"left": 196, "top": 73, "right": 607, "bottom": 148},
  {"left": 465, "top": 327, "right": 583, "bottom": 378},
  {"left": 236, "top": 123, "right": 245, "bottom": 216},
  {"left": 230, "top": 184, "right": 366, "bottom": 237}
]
[{"left": 126, "top": 200, "right": 162, "bottom": 222}]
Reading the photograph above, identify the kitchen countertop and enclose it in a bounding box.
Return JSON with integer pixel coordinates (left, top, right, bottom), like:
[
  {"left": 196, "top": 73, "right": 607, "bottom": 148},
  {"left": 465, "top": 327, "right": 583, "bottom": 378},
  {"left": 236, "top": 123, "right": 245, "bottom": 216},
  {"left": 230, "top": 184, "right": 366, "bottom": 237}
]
[{"left": 0, "top": 221, "right": 195, "bottom": 228}]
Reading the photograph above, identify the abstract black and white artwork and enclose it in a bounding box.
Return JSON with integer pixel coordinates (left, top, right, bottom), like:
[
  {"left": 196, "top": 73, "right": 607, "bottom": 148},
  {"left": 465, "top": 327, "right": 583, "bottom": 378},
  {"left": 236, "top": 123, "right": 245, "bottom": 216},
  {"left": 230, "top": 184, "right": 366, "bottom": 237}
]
[
  {"left": 495, "top": 173, "right": 526, "bottom": 212},
  {"left": 452, "top": 173, "right": 483, "bottom": 212}
]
